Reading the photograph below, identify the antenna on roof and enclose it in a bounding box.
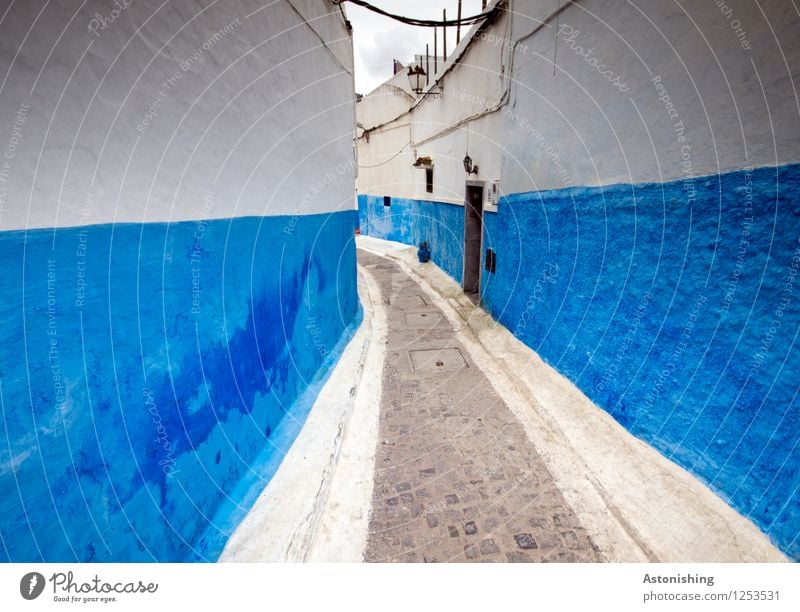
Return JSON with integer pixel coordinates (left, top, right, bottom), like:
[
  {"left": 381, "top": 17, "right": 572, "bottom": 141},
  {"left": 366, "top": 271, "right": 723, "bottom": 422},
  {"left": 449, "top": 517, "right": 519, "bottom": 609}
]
[
  {"left": 426, "top": 44, "right": 430, "bottom": 86},
  {"left": 457, "top": 0, "right": 462, "bottom": 44},
  {"left": 443, "top": 9, "right": 447, "bottom": 59},
  {"left": 434, "top": 25, "right": 438, "bottom": 74}
]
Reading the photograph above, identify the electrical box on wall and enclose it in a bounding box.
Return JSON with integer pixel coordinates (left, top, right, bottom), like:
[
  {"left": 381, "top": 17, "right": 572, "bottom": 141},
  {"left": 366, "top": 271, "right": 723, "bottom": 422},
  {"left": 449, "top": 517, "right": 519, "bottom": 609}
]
[
  {"left": 487, "top": 180, "right": 500, "bottom": 206},
  {"left": 485, "top": 249, "right": 496, "bottom": 274}
]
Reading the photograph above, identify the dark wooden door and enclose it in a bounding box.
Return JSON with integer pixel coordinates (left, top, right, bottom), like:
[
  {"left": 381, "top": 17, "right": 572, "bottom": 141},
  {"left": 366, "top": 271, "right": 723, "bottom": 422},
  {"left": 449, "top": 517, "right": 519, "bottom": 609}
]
[{"left": 463, "top": 185, "right": 483, "bottom": 294}]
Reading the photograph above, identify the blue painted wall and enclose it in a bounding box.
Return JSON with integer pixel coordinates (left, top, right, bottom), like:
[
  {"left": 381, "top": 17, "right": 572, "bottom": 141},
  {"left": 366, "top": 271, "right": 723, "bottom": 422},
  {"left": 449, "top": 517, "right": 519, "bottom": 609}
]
[
  {"left": 0, "top": 211, "right": 361, "bottom": 562},
  {"left": 482, "top": 164, "right": 800, "bottom": 559},
  {"left": 358, "top": 194, "right": 464, "bottom": 283}
]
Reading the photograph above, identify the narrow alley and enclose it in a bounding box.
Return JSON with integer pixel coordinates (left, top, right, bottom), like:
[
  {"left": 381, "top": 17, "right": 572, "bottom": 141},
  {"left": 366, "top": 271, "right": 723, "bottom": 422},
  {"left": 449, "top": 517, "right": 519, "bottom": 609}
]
[
  {"left": 361, "top": 249, "right": 599, "bottom": 562},
  {"left": 221, "top": 237, "right": 786, "bottom": 564},
  {"left": 1, "top": 4, "right": 797, "bottom": 601}
]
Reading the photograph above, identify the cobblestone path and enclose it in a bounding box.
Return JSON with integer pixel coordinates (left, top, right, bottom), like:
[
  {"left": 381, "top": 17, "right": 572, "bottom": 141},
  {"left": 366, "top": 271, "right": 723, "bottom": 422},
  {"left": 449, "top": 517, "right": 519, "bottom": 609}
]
[{"left": 360, "top": 250, "right": 601, "bottom": 563}]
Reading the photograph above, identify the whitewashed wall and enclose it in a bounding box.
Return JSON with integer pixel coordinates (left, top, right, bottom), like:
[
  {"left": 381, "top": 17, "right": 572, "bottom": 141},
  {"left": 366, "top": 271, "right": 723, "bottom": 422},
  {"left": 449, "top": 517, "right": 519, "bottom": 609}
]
[
  {"left": 355, "top": 0, "right": 800, "bottom": 562},
  {"left": 503, "top": 0, "right": 800, "bottom": 193},
  {"left": 357, "top": 0, "right": 509, "bottom": 205},
  {"left": 356, "top": 69, "right": 414, "bottom": 197},
  {"left": 357, "top": 0, "right": 800, "bottom": 201},
  {"left": 0, "top": 0, "right": 355, "bottom": 230},
  {"left": 358, "top": 69, "right": 414, "bottom": 130}
]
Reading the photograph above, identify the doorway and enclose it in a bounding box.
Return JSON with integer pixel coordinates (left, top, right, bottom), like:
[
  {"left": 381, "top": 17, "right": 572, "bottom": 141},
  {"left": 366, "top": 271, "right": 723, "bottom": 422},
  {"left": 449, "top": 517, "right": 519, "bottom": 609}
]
[{"left": 463, "top": 183, "right": 484, "bottom": 297}]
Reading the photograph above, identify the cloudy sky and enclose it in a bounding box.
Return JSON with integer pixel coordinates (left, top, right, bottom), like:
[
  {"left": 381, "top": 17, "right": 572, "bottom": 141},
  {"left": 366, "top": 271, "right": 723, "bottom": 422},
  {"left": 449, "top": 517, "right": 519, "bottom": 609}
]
[{"left": 346, "top": 0, "right": 485, "bottom": 94}]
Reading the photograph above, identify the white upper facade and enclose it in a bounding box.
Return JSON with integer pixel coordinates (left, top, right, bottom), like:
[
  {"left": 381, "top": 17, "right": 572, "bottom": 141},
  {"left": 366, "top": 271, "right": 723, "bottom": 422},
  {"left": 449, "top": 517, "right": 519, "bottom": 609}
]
[
  {"left": 0, "top": 0, "right": 356, "bottom": 230},
  {"left": 356, "top": 0, "right": 800, "bottom": 203}
]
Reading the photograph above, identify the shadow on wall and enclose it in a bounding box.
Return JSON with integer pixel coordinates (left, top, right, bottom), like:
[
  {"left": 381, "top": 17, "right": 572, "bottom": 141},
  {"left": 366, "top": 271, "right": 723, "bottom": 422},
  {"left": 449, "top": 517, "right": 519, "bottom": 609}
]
[
  {"left": 481, "top": 164, "right": 800, "bottom": 560},
  {"left": 358, "top": 194, "right": 465, "bottom": 284},
  {"left": 0, "top": 211, "right": 360, "bottom": 561}
]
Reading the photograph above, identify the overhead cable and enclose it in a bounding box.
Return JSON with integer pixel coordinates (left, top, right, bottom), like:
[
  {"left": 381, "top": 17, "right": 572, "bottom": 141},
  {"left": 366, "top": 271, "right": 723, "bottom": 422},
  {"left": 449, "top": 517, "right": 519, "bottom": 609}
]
[{"left": 333, "top": 0, "right": 497, "bottom": 27}]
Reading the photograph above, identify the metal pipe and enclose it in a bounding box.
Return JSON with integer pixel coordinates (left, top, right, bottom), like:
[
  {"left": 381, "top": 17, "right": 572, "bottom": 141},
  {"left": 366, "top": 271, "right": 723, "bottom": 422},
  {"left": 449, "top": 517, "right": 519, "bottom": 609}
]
[
  {"left": 443, "top": 9, "right": 447, "bottom": 60},
  {"left": 457, "top": 0, "right": 462, "bottom": 44},
  {"left": 434, "top": 26, "right": 438, "bottom": 74},
  {"left": 426, "top": 43, "right": 430, "bottom": 86}
]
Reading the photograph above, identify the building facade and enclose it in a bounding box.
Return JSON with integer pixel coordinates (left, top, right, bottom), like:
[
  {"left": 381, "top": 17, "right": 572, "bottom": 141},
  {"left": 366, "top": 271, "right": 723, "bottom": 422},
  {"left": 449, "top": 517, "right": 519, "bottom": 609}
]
[
  {"left": 0, "top": 0, "right": 359, "bottom": 561},
  {"left": 357, "top": 0, "right": 800, "bottom": 559}
]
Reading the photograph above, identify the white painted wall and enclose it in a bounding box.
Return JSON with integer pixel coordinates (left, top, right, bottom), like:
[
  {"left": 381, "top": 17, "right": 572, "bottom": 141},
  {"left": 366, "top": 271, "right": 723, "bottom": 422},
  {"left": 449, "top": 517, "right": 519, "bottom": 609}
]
[
  {"left": 356, "top": 68, "right": 416, "bottom": 197},
  {"left": 410, "top": 21, "right": 508, "bottom": 205},
  {"left": 503, "top": 0, "right": 800, "bottom": 193},
  {"left": 358, "top": 69, "right": 414, "bottom": 131},
  {"left": 0, "top": 0, "right": 355, "bottom": 230},
  {"left": 357, "top": 1, "right": 510, "bottom": 206},
  {"left": 357, "top": 0, "right": 800, "bottom": 202}
]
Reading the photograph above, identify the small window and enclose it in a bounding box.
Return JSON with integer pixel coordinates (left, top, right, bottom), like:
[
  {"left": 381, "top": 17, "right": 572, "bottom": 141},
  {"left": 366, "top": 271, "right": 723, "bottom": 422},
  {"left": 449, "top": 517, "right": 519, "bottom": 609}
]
[
  {"left": 383, "top": 196, "right": 391, "bottom": 207},
  {"left": 425, "top": 168, "right": 434, "bottom": 193}
]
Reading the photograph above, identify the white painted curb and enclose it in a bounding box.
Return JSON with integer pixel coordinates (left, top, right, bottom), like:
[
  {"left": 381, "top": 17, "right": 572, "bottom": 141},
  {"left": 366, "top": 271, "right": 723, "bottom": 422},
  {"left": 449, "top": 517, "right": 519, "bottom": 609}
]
[
  {"left": 357, "top": 236, "right": 787, "bottom": 563},
  {"left": 219, "top": 265, "right": 386, "bottom": 562}
]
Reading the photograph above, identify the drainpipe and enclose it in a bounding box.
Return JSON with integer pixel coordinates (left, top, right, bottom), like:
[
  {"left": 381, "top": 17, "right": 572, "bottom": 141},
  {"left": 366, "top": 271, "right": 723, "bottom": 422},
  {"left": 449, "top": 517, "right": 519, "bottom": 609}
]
[
  {"left": 426, "top": 43, "right": 430, "bottom": 86},
  {"left": 457, "top": 0, "right": 462, "bottom": 45},
  {"left": 434, "top": 26, "right": 438, "bottom": 75},
  {"left": 443, "top": 9, "right": 447, "bottom": 60}
]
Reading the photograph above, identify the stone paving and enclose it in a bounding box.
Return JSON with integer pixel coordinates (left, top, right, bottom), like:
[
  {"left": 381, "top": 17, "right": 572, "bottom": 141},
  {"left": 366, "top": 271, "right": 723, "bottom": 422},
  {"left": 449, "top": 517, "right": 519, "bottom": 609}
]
[{"left": 360, "top": 250, "right": 602, "bottom": 563}]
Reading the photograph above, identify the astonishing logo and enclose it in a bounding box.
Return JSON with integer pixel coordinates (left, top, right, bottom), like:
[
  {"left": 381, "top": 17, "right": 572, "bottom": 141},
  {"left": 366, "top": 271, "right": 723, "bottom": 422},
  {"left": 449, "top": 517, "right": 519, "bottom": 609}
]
[{"left": 20, "top": 572, "right": 45, "bottom": 600}]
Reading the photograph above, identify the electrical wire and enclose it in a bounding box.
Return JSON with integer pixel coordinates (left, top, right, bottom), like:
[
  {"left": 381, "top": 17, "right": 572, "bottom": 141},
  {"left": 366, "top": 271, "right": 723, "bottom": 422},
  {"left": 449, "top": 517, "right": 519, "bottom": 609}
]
[
  {"left": 355, "top": 0, "right": 583, "bottom": 171},
  {"left": 379, "top": 83, "right": 417, "bottom": 101},
  {"left": 354, "top": 3, "right": 507, "bottom": 139},
  {"left": 333, "top": 0, "right": 496, "bottom": 27},
  {"left": 358, "top": 143, "right": 408, "bottom": 167},
  {"left": 412, "top": 0, "right": 577, "bottom": 148},
  {"left": 411, "top": 86, "right": 509, "bottom": 148}
]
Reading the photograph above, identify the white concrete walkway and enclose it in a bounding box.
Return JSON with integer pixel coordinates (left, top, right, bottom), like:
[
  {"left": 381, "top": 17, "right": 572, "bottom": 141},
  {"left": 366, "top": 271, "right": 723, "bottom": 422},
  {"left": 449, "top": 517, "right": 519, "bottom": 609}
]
[{"left": 220, "top": 236, "right": 786, "bottom": 563}]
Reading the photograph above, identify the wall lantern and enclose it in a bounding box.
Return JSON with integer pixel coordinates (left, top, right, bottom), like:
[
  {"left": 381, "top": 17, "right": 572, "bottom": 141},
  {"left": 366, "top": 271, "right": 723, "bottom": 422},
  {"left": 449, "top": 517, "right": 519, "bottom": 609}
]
[
  {"left": 407, "top": 65, "right": 426, "bottom": 94},
  {"left": 463, "top": 154, "right": 479, "bottom": 175}
]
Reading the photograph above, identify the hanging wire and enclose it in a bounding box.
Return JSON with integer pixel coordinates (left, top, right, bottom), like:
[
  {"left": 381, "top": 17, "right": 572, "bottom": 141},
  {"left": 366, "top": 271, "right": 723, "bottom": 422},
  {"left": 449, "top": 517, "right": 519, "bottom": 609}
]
[{"left": 332, "top": 0, "right": 495, "bottom": 27}]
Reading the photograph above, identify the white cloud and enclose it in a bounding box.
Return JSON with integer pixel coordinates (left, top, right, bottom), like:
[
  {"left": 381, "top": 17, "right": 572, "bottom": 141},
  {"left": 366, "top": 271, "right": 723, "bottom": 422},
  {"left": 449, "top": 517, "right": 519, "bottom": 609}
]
[{"left": 346, "top": 0, "right": 485, "bottom": 94}]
